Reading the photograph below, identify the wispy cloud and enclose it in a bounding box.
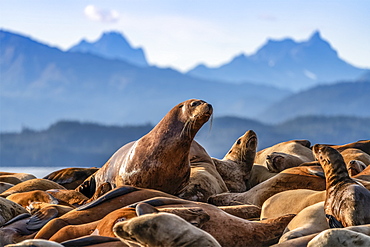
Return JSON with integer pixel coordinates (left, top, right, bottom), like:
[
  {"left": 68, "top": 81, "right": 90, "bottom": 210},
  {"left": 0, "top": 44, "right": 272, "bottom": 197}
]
[
  {"left": 84, "top": 5, "right": 120, "bottom": 23},
  {"left": 258, "top": 13, "right": 277, "bottom": 22}
]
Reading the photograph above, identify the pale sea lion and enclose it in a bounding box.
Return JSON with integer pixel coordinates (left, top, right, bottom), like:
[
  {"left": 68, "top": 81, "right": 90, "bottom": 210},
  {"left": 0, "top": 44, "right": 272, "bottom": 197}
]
[
  {"left": 313, "top": 144, "right": 370, "bottom": 227},
  {"left": 209, "top": 165, "right": 326, "bottom": 207},
  {"left": 347, "top": 160, "right": 367, "bottom": 176},
  {"left": 44, "top": 167, "right": 99, "bottom": 190},
  {"left": 0, "top": 197, "right": 28, "bottom": 227},
  {"left": 113, "top": 211, "right": 221, "bottom": 247},
  {"left": 212, "top": 130, "right": 257, "bottom": 192},
  {"left": 0, "top": 182, "right": 14, "bottom": 194},
  {"left": 265, "top": 152, "right": 309, "bottom": 173},
  {"left": 247, "top": 163, "right": 277, "bottom": 189},
  {"left": 91, "top": 99, "right": 213, "bottom": 195},
  {"left": 307, "top": 228, "right": 370, "bottom": 247},
  {"left": 340, "top": 148, "right": 370, "bottom": 166},
  {"left": 177, "top": 141, "right": 228, "bottom": 202},
  {"left": 5, "top": 239, "right": 64, "bottom": 247},
  {"left": 279, "top": 201, "right": 328, "bottom": 243},
  {"left": 261, "top": 189, "right": 326, "bottom": 220},
  {"left": 0, "top": 179, "right": 66, "bottom": 198},
  {"left": 255, "top": 139, "right": 314, "bottom": 166},
  {"left": 126, "top": 197, "right": 295, "bottom": 247},
  {"left": 34, "top": 186, "right": 177, "bottom": 240}
]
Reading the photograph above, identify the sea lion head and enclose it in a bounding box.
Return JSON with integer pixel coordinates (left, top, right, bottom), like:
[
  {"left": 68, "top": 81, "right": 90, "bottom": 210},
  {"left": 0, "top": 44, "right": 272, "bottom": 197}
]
[
  {"left": 175, "top": 99, "right": 213, "bottom": 138},
  {"left": 225, "top": 130, "right": 258, "bottom": 163},
  {"left": 347, "top": 160, "right": 367, "bottom": 176},
  {"left": 313, "top": 145, "right": 346, "bottom": 169},
  {"left": 266, "top": 152, "right": 286, "bottom": 173}
]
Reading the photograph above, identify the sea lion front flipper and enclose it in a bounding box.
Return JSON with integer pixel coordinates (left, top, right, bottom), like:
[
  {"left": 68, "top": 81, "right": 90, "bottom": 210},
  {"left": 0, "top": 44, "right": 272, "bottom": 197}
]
[
  {"left": 326, "top": 214, "right": 344, "bottom": 228},
  {"left": 136, "top": 202, "right": 160, "bottom": 216},
  {"left": 307, "top": 168, "right": 325, "bottom": 178},
  {"left": 76, "top": 186, "right": 140, "bottom": 211},
  {"left": 62, "top": 236, "right": 121, "bottom": 247},
  {"left": 27, "top": 207, "right": 59, "bottom": 230}
]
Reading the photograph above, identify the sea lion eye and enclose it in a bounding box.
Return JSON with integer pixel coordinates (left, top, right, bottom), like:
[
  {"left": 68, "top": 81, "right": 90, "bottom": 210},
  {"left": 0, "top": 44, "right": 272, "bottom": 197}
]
[
  {"left": 191, "top": 101, "right": 201, "bottom": 107},
  {"left": 236, "top": 139, "right": 241, "bottom": 145}
]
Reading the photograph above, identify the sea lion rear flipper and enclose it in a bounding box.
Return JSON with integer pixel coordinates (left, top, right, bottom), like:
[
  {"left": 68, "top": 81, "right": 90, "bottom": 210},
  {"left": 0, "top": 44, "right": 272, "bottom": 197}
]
[
  {"left": 26, "top": 207, "right": 59, "bottom": 230},
  {"left": 326, "top": 214, "right": 344, "bottom": 228},
  {"left": 76, "top": 186, "right": 140, "bottom": 211}
]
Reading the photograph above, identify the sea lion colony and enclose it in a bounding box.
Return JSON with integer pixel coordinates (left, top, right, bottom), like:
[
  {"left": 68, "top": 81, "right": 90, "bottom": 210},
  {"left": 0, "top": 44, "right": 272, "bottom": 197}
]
[{"left": 1, "top": 99, "right": 370, "bottom": 247}]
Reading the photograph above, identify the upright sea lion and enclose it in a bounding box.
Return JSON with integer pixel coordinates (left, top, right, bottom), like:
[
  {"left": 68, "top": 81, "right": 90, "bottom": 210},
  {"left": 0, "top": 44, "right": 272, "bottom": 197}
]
[
  {"left": 209, "top": 165, "right": 326, "bottom": 207},
  {"left": 44, "top": 167, "right": 99, "bottom": 190},
  {"left": 212, "top": 130, "right": 257, "bottom": 192},
  {"left": 313, "top": 144, "right": 370, "bottom": 227},
  {"left": 255, "top": 139, "right": 314, "bottom": 166},
  {"left": 113, "top": 211, "right": 221, "bottom": 247},
  {"left": 92, "top": 99, "right": 212, "bottom": 195},
  {"left": 177, "top": 141, "right": 228, "bottom": 202}
]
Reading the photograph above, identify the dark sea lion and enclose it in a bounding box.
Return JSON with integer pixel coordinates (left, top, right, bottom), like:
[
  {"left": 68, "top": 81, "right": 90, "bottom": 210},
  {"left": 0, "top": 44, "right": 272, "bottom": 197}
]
[
  {"left": 0, "top": 172, "right": 36, "bottom": 182},
  {"left": 261, "top": 189, "right": 326, "bottom": 220},
  {"left": 255, "top": 139, "right": 314, "bottom": 166},
  {"left": 0, "top": 182, "right": 14, "bottom": 193},
  {"left": 126, "top": 197, "right": 295, "bottom": 247},
  {"left": 0, "top": 213, "right": 37, "bottom": 246},
  {"left": 0, "top": 175, "right": 22, "bottom": 185},
  {"left": 212, "top": 130, "right": 257, "bottom": 192},
  {"left": 209, "top": 165, "right": 326, "bottom": 207},
  {"left": 34, "top": 186, "right": 177, "bottom": 240},
  {"left": 177, "top": 141, "right": 228, "bottom": 202},
  {"left": 113, "top": 211, "right": 221, "bottom": 247},
  {"left": 313, "top": 144, "right": 370, "bottom": 227},
  {"left": 0, "top": 197, "right": 28, "bottom": 227},
  {"left": 0, "top": 179, "right": 66, "bottom": 198},
  {"left": 44, "top": 167, "right": 99, "bottom": 190},
  {"left": 92, "top": 99, "right": 213, "bottom": 195}
]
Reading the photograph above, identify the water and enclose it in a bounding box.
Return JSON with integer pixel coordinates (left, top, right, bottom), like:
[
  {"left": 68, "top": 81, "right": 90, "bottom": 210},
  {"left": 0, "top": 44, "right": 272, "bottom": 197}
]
[{"left": 0, "top": 166, "right": 84, "bottom": 178}]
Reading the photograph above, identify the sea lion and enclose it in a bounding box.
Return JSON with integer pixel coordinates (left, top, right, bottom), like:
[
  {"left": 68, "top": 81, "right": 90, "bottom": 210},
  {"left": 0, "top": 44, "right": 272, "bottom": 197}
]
[
  {"left": 313, "top": 144, "right": 370, "bottom": 227},
  {"left": 279, "top": 201, "right": 328, "bottom": 243},
  {"left": 34, "top": 186, "right": 177, "bottom": 240},
  {"left": 255, "top": 139, "right": 314, "bottom": 167},
  {"left": 325, "top": 140, "right": 370, "bottom": 155},
  {"left": 125, "top": 197, "right": 295, "bottom": 247},
  {"left": 61, "top": 235, "right": 135, "bottom": 247},
  {"left": 0, "top": 182, "right": 14, "bottom": 193},
  {"left": 212, "top": 130, "right": 257, "bottom": 192},
  {"left": 261, "top": 189, "right": 326, "bottom": 220},
  {"left": 0, "top": 179, "right": 66, "bottom": 198},
  {"left": 247, "top": 164, "right": 277, "bottom": 188},
  {"left": 0, "top": 175, "right": 22, "bottom": 185},
  {"left": 0, "top": 197, "right": 28, "bottom": 227},
  {"left": 6, "top": 190, "right": 59, "bottom": 208},
  {"left": 0, "top": 172, "right": 36, "bottom": 182},
  {"left": 307, "top": 228, "right": 370, "bottom": 247},
  {"left": 209, "top": 165, "right": 326, "bottom": 207},
  {"left": 90, "top": 99, "right": 213, "bottom": 196},
  {"left": 113, "top": 210, "right": 221, "bottom": 247},
  {"left": 46, "top": 189, "right": 89, "bottom": 207},
  {"left": 5, "top": 239, "right": 64, "bottom": 247},
  {"left": 44, "top": 167, "right": 99, "bottom": 190},
  {"left": 177, "top": 141, "right": 228, "bottom": 202},
  {"left": 347, "top": 160, "right": 367, "bottom": 176},
  {"left": 341, "top": 148, "right": 370, "bottom": 166},
  {"left": 0, "top": 213, "right": 37, "bottom": 246},
  {"left": 354, "top": 164, "right": 370, "bottom": 181},
  {"left": 265, "top": 152, "right": 309, "bottom": 173}
]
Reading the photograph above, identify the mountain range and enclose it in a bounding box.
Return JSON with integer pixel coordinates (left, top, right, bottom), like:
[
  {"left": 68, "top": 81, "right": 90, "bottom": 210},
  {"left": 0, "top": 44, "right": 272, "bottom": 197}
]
[
  {"left": 0, "top": 29, "right": 369, "bottom": 133},
  {"left": 187, "top": 31, "right": 368, "bottom": 91}
]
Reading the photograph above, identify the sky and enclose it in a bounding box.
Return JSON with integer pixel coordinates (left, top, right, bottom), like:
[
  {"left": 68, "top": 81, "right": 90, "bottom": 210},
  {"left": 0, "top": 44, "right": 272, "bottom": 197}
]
[{"left": 1, "top": 0, "right": 369, "bottom": 72}]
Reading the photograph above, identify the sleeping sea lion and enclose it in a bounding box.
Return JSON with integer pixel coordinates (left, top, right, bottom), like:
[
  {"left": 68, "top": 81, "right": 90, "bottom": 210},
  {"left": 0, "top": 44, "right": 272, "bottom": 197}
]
[
  {"left": 340, "top": 148, "right": 370, "bottom": 166},
  {"left": 177, "top": 140, "right": 228, "bottom": 202},
  {"left": 0, "top": 179, "right": 66, "bottom": 198},
  {"left": 44, "top": 167, "right": 99, "bottom": 190},
  {"left": 307, "top": 228, "right": 370, "bottom": 247},
  {"left": 212, "top": 130, "right": 257, "bottom": 192},
  {"left": 265, "top": 152, "right": 309, "bottom": 173},
  {"left": 91, "top": 99, "right": 212, "bottom": 195},
  {"left": 0, "top": 172, "right": 36, "bottom": 182},
  {"left": 313, "top": 144, "right": 370, "bottom": 227},
  {"left": 0, "top": 197, "right": 28, "bottom": 227}
]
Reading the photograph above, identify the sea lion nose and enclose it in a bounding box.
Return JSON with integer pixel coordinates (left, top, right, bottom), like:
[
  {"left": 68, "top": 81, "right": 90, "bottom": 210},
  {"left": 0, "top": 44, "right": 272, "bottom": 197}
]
[{"left": 207, "top": 103, "right": 213, "bottom": 112}]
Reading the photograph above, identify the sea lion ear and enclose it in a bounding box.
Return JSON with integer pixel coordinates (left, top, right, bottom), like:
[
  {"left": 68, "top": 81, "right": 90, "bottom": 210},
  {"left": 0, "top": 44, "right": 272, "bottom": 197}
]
[{"left": 136, "top": 202, "right": 160, "bottom": 216}]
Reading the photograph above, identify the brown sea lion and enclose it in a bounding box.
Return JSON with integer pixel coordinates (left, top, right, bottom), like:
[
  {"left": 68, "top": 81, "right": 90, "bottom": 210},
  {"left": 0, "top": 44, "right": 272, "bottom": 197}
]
[
  {"left": 0, "top": 197, "right": 28, "bottom": 227},
  {"left": 44, "top": 167, "right": 99, "bottom": 190},
  {"left": 347, "top": 160, "right": 367, "bottom": 176},
  {"left": 261, "top": 189, "right": 326, "bottom": 220},
  {"left": 0, "top": 179, "right": 66, "bottom": 198},
  {"left": 313, "top": 144, "right": 370, "bottom": 227},
  {"left": 6, "top": 190, "right": 59, "bottom": 208},
  {"left": 279, "top": 201, "right": 328, "bottom": 243},
  {"left": 34, "top": 186, "right": 177, "bottom": 240},
  {"left": 354, "top": 164, "right": 370, "bottom": 181},
  {"left": 212, "top": 130, "right": 257, "bottom": 192},
  {"left": 177, "top": 141, "right": 228, "bottom": 202},
  {"left": 325, "top": 140, "right": 370, "bottom": 155},
  {"left": 248, "top": 164, "right": 278, "bottom": 188},
  {"left": 255, "top": 139, "right": 314, "bottom": 166},
  {"left": 209, "top": 165, "right": 326, "bottom": 207},
  {"left": 61, "top": 235, "right": 135, "bottom": 247},
  {"left": 0, "top": 175, "right": 22, "bottom": 185},
  {"left": 341, "top": 148, "right": 370, "bottom": 166},
  {"left": 91, "top": 99, "right": 212, "bottom": 195},
  {"left": 0, "top": 172, "right": 36, "bottom": 182},
  {"left": 46, "top": 189, "right": 89, "bottom": 207},
  {"left": 265, "top": 152, "right": 309, "bottom": 173},
  {"left": 123, "top": 197, "right": 295, "bottom": 247},
  {"left": 0, "top": 182, "right": 14, "bottom": 193},
  {"left": 113, "top": 210, "right": 221, "bottom": 247},
  {"left": 307, "top": 228, "right": 370, "bottom": 247}
]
